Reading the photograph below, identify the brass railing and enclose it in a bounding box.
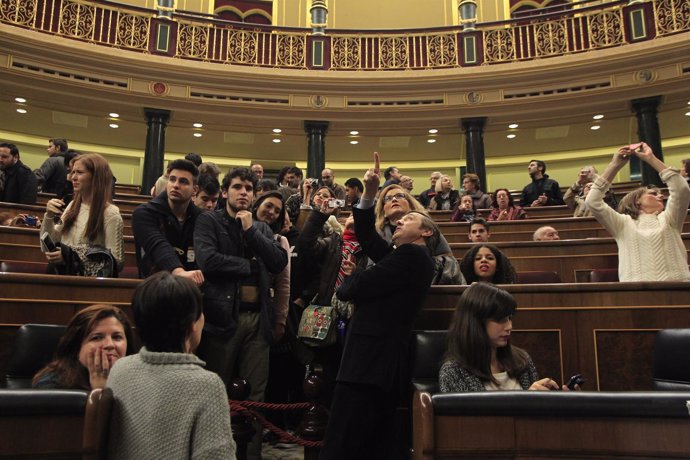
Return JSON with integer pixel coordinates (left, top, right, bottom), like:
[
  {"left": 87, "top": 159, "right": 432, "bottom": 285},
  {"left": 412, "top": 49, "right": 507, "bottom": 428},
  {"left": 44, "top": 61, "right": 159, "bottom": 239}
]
[{"left": 1, "top": 0, "right": 688, "bottom": 71}]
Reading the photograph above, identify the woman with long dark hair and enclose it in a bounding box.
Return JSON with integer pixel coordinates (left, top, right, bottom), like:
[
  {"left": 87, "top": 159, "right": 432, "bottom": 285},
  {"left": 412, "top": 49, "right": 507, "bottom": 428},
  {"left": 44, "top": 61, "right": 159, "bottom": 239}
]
[
  {"left": 459, "top": 244, "right": 516, "bottom": 284},
  {"left": 440, "top": 282, "right": 568, "bottom": 392},
  {"left": 40, "top": 153, "right": 124, "bottom": 275},
  {"left": 33, "top": 304, "right": 134, "bottom": 390}
]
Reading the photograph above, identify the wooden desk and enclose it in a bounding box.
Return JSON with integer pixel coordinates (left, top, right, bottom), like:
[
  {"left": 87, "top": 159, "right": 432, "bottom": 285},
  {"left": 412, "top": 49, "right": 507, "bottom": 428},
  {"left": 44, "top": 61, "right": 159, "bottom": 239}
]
[
  {"left": 412, "top": 391, "right": 690, "bottom": 460},
  {"left": 0, "top": 242, "right": 138, "bottom": 268},
  {"left": 0, "top": 225, "right": 136, "bottom": 254},
  {"left": 439, "top": 211, "right": 690, "bottom": 233},
  {"left": 36, "top": 193, "right": 148, "bottom": 212},
  {"left": 0, "top": 202, "right": 133, "bottom": 232},
  {"left": 449, "top": 234, "right": 690, "bottom": 259}
]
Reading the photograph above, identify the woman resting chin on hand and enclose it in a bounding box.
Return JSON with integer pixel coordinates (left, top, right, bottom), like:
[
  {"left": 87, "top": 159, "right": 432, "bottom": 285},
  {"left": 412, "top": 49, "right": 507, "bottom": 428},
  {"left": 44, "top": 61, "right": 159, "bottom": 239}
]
[{"left": 33, "top": 304, "right": 134, "bottom": 390}]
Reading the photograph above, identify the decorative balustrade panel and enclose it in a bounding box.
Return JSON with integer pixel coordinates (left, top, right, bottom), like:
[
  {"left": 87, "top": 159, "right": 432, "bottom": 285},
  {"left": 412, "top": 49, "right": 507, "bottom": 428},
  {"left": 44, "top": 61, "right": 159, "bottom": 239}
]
[
  {"left": 654, "top": 0, "right": 690, "bottom": 35},
  {"left": 0, "top": 0, "right": 687, "bottom": 71},
  {"left": 484, "top": 6, "right": 625, "bottom": 63}
]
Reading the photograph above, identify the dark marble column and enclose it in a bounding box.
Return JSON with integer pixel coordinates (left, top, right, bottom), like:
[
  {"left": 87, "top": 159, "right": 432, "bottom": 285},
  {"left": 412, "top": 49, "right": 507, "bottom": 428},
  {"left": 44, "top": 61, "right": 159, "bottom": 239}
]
[
  {"left": 631, "top": 96, "right": 664, "bottom": 187},
  {"left": 461, "top": 117, "right": 488, "bottom": 192},
  {"left": 143, "top": 108, "right": 170, "bottom": 194},
  {"left": 304, "top": 121, "right": 329, "bottom": 179}
]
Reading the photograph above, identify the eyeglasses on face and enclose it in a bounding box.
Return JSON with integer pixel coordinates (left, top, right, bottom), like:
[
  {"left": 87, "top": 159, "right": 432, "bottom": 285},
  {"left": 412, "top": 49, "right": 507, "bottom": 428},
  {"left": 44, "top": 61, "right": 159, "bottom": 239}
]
[{"left": 383, "top": 193, "right": 407, "bottom": 203}]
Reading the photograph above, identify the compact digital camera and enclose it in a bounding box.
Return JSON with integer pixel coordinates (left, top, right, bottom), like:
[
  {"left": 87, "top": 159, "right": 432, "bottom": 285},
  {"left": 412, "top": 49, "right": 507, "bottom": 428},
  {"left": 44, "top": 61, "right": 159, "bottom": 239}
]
[{"left": 328, "top": 199, "right": 345, "bottom": 208}]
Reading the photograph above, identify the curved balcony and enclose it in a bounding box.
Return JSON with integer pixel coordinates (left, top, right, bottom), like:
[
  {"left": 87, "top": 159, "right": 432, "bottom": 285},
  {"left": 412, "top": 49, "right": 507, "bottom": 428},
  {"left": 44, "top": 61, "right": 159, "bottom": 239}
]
[{"left": 1, "top": 0, "right": 688, "bottom": 71}]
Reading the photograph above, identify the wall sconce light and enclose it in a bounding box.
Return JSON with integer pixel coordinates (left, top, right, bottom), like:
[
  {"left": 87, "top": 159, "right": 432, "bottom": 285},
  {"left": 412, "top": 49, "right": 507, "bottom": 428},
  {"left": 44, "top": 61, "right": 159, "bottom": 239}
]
[
  {"left": 459, "top": 0, "right": 478, "bottom": 31},
  {"left": 310, "top": 0, "right": 328, "bottom": 35}
]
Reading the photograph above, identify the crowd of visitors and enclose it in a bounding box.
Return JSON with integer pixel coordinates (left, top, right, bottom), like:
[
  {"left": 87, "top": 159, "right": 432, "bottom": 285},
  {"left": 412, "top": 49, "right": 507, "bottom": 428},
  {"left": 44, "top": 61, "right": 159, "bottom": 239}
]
[{"left": 0, "top": 138, "right": 688, "bottom": 459}]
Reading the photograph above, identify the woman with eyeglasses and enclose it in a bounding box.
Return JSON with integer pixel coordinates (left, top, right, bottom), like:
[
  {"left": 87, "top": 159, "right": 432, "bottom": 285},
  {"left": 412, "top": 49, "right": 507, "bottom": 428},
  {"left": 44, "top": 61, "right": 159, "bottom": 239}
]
[
  {"left": 585, "top": 142, "right": 690, "bottom": 281},
  {"left": 375, "top": 185, "right": 452, "bottom": 255}
]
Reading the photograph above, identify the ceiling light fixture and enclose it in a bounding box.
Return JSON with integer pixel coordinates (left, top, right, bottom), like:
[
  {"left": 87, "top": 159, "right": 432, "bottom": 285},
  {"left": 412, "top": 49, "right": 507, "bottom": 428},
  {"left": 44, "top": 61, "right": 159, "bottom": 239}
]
[
  {"left": 109, "top": 123, "right": 119, "bottom": 129},
  {"left": 685, "top": 111, "right": 690, "bottom": 116},
  {"left": 350, "top": 140, "right": 359, "bottom": 145},
  {"left": 349, "top": 130, "right": 359, "bottom": 136},
  {"left": 193, "top": 123, "right": 203, "bottom": 128},
  {"left": 590, "top": 125, "right": 601, "bottom": 130},
  {"left": 428, "top": 129, "right": 438, "bottom": 134},
  {"left": 273, "top": 128, "right": 282, "bottom": 134},
  {"left": 109, "top": 112, "right": 120, "bottom": 118},
  {"left": 508, "top": 123, "right": 519, "bottom": 129},
  {"left": 507, "top": 134, "right": 516, "bottom": 139},
  {"left": 15, "top": 97, "right": 27, "bottom": 103},
  {"left": 427, "top": 139, "right": 436, "bottom": 143},
  {"left": 593, "top": 114, "right": 604, "bottom": 120},
  {"left": 193, "top": 133, "right": 202, "bottom": 138},
  {"left": 16, "top": 108, "right": 27, "bottom": 114},
  {"left": 272, "top": 138, "right": 281, "bottom": 143}
]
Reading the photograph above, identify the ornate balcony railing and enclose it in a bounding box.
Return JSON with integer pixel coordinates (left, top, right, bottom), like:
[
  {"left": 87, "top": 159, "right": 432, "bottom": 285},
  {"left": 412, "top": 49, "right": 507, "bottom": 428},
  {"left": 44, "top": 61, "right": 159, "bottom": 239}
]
[{"left": 1, "top": 0, "right": 688, "bottom": 71}]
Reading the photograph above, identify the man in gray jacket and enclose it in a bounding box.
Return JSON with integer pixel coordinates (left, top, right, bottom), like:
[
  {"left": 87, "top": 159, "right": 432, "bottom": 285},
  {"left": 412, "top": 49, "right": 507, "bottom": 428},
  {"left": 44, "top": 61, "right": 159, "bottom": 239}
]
[{"left": 34, "top": 138, "right": 68, "bottom": 193}]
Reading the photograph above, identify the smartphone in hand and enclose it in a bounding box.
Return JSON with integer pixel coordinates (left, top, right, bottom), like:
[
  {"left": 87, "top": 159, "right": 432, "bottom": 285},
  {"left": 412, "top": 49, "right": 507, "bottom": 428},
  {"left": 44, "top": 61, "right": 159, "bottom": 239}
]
[{"left": 40, "top": 232, "right": 58, "bottom": 252}]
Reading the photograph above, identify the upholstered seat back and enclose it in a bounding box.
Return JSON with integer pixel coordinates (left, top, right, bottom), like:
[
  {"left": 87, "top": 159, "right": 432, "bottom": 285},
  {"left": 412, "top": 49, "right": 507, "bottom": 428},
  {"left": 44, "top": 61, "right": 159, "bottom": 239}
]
[
  {"left": 410, "top": 330, "right": 447, "bottom": 393},
  {"left": 653, "top": 329, "right": 690, "bottom": 391},
  {"left": 5, "top": 324, "right": 66, "bottom": 388}
]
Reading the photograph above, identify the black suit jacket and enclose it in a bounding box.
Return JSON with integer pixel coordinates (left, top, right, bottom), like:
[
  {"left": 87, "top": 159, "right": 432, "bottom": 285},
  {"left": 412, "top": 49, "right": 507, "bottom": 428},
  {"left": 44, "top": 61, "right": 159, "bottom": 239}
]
[{"left": 336, "top": 206, "right": 434, "bottom": 391}]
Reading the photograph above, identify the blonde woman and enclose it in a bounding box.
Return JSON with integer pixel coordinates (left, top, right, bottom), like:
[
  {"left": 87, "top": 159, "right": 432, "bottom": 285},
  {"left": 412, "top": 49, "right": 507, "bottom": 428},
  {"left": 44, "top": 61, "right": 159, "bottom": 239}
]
[
  {"left": 585, "top": 142, "right": 690, "bottom": 281},
  {"left": 431, "top": 175, "right": 460, "bottom": 210}
]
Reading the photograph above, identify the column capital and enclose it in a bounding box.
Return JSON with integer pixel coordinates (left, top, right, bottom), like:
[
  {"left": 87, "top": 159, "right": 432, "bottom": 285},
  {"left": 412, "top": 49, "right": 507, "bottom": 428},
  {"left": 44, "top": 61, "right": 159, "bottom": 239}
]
[
  {"left": 631, "top": 96, "right": 661, "bottom": 113},
  {"left": 144, "top": 108, "right": 171, "bottom": 123},
  {"left": 304, "top": 120, "right": 329, "bottom": 135},
  {"left": 461, "top": 117, "right": 487, "bottom": 131}
]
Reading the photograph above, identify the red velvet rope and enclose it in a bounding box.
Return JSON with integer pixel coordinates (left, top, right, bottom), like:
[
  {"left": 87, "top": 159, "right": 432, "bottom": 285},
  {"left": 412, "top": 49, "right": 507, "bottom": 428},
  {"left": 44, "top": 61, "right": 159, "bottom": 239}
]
[{"left": 229, "top": 400, "right": 324, "bottom": 448}]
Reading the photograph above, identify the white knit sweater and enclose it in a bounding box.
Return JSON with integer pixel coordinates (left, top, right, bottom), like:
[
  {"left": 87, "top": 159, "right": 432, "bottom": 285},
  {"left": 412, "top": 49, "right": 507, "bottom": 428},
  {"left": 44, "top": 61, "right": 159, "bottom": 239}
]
[
  {"left": 41, "top": 201, "right": 125, "bottom": 269},
  {"left": 107, "top": 348, "right": 236, "bottom": 460},
  {"left": 586, "top": 168, "right": 690, "bottom": 282}
]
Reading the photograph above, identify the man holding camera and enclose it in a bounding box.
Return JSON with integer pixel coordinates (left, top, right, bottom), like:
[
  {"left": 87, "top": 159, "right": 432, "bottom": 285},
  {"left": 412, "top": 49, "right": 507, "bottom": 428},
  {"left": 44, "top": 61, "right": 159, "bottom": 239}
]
[{"left": 321, "top": 168, "right": 346, "bottom": 200}]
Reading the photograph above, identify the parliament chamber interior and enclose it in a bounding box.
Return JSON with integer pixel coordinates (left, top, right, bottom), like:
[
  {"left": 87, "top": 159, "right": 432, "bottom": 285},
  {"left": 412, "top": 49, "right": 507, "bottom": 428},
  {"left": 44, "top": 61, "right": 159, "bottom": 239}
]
[{"left": 1, "top": 0, "right": 690, "bottom": 458}]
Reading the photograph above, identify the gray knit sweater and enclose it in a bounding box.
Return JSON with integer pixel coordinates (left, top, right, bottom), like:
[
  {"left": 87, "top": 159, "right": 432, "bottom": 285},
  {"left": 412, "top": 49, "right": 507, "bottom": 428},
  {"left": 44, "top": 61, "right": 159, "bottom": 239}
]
[
  {"left": 107, "top": 348, "right": 236, "bottom": 459},
  {"left": 439, "top": 356, "right": 538, "bottom": 392}
]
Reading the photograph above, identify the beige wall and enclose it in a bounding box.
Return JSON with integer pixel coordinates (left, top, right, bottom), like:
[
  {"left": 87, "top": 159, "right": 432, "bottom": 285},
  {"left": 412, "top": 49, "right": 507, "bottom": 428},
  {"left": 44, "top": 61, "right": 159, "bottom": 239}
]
[
  {"left": 9, "top": 130, "right": 689, "bottom": 192},
  {"left": 113, "top": 0, "right": 510, "bottom": 28}
]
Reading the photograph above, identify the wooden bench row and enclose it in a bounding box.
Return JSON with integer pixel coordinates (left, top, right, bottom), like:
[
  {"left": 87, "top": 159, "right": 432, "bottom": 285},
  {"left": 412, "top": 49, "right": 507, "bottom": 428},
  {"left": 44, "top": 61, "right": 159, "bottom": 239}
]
[
  {"left": 4, "top": 200, "right": 688, "bottom": 241},
  {"left": 412, "top": 391, "right": 690, "bottom": 460},
  {"left": 3, "top": 228, "right": 689, "bottom": 283},
  {"left": 1, "top": 273, "right": 688, "bottom": 391}
]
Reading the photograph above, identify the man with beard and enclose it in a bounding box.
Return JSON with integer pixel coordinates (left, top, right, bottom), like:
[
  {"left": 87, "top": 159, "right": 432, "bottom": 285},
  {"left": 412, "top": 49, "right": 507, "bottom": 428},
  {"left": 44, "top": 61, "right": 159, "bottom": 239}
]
[
  {"left": 0, "top": 142, "right": 37, "bottom": 204},
  {"left": 521, "top": 159, "right": 565, "bottom": 207}
]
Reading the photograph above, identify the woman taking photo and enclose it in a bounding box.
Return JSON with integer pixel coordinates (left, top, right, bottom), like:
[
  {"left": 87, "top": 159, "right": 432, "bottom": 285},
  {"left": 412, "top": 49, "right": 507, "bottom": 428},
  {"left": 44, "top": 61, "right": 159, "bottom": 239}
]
[
  {"left": 440, "top": 282, "right": 572, "bottom": 392},
  {"left": 586, "top": 142, "right": 690, "bottom": 281},
  {"left": 40, "top": 153, "right": 124, "bottom": 276},
  {"left": 430, "top": 174, "right": 460, "bottom": 211},
  {"left": 459, "top": 244, "right": 516, "bottom": 284},
  {"left": 33, "top": 304, "right": 134, "bottom": 390},
  {"left": 488, "top": 188, "right": 527, "bottom": 221}
]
